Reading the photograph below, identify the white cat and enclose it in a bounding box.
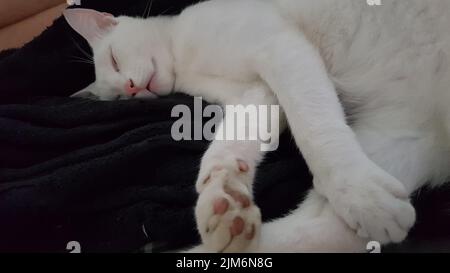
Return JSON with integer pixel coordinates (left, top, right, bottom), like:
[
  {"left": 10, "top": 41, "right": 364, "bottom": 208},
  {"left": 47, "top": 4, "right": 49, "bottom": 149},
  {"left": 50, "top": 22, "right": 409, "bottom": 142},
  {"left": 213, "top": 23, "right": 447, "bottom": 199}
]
[{"left": 64, "top": 0, "right": 450, "bottom": 252}]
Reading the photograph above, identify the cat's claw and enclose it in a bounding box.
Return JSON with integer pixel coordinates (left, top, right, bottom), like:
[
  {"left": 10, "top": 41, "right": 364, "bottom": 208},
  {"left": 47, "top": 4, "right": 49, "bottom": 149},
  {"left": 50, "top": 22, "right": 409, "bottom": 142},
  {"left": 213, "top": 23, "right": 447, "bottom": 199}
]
[
  {"left": 315, "top": 162, "right": 416, "bottom": 244},
  {"left": 195, "top": 159, "right": 261, "bottom": 253}
]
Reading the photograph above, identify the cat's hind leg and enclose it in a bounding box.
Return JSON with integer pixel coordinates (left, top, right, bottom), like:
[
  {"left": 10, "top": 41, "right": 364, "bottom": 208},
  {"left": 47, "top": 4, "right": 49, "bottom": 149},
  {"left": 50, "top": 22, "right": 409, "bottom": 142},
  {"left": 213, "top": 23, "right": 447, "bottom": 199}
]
[
  {"left": 257, "top": 190, "right": 368, "bottom": 253},
  {"left": 256, "top": 124, "right": 437, "bottom": 252},
  {"left": 439, "top": 84, "right": 450, "bottom": 184},
  {"left": 256, "top": 126, "right": 435, "bottom": 252},
  {"left": 187, "top": 190, "right": 368, "bottom": 253},
  {"left": 189, "top": 126, "right": 437, "bottom": 253},
  {"left": 342, "top": 123, "right": 443, "bottom": 242},
  {"left": 354, "top": 126, "right": 441, "bottom": 193}
]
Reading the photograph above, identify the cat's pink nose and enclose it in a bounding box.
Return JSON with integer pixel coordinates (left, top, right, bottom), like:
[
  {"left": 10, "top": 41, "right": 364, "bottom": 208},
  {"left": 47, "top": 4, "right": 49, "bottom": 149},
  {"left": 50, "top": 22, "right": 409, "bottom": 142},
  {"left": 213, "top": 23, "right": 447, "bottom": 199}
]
[{"left": 125, "top": 79, "right": 144, "bottom": 95}]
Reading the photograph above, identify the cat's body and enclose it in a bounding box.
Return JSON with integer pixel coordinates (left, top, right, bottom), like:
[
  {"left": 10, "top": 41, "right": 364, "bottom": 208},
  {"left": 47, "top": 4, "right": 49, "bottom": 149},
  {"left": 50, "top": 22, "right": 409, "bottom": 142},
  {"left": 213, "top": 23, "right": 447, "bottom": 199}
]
[
  {"left": 64, "top": 0, "right": 450, "bottom": 252},
  {"left": 277, "top": 0, "right": 450, "bottom": 190}
]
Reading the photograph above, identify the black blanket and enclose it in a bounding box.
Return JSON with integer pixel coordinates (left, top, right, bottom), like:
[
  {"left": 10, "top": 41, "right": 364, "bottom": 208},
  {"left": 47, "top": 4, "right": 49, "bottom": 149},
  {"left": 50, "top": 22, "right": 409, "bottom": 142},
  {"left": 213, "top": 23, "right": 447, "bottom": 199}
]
[{"left": 1, "top": 0, "right": 449, "bottom": 253}]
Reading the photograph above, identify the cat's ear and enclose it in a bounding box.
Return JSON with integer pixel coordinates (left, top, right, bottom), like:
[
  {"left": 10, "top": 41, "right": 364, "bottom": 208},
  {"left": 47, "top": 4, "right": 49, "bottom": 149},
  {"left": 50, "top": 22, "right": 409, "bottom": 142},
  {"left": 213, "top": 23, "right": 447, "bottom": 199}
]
[{"left": 63, "top": 8, "right": 118, "bottom": 45}]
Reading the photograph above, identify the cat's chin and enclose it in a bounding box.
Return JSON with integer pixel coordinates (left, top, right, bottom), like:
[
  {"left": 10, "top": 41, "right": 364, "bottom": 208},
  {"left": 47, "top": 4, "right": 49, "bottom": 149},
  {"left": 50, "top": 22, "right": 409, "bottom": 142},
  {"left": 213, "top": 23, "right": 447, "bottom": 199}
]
[{"left": 134, "top": 90, "right": 159, "bottom": 100}]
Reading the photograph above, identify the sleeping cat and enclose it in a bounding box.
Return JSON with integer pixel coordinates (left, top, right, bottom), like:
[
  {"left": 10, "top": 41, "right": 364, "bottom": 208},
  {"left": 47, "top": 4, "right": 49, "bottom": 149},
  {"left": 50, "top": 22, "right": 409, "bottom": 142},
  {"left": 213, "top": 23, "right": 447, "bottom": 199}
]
[{"left": 63, "top": 0, "right": 450, "bottom": 252}]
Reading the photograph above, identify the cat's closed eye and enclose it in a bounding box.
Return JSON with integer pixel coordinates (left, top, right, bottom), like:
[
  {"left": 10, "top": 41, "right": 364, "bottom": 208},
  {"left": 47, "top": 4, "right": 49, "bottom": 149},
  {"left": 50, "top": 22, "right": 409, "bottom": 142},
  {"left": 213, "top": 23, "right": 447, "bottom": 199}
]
[{"left": 111, "top": 48, "right": 120, "bottom": 72}]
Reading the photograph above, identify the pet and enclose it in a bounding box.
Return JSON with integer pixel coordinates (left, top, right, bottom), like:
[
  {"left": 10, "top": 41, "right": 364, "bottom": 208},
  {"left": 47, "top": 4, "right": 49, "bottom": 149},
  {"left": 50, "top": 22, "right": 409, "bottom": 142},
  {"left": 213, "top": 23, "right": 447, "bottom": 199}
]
[{"left": 64, "top": 0, "right": 450, "bottom": 252}]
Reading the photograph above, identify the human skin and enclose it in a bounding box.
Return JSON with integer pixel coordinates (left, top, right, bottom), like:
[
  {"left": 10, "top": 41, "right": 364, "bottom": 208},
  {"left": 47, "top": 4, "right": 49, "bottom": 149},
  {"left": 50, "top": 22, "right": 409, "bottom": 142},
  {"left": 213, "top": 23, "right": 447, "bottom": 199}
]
[{"left": 0, "top": 0, "right": 67, "bottom": 50}]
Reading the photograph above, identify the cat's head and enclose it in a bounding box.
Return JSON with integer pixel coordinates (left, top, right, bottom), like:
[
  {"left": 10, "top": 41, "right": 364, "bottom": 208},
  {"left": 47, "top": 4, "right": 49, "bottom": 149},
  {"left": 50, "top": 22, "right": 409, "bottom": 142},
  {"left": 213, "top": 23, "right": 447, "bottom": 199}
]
[{"left": 64, "top": 8, "right": 175, "bottom": 100}]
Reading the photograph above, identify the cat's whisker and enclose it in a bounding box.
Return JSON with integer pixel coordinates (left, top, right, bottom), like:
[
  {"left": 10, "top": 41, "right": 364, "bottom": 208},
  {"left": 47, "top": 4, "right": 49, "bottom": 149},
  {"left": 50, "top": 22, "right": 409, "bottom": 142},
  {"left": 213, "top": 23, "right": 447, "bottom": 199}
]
[
  {"left": 71, "top": 38, "right": 93, "bottom": 62},
  {"left": 69, "top": 56, "right": 95, "bottom": 65},
  {"left": 70, "top": 60, "right": 95, "bottom": 65},
  {"left": 142, "top": 0, "right": 152, "bottom": 18},
  {"left": 146, "top": 0, "right": 154, "bottom": 18},
  {"left": 160, "top": 6, "right": 173, "bottom": 16},
  {"left": 70, "top": 54, "right": 93, "bottom": 61},
  {"left": 142, "top": 0, "right": 149, "bottom": 18},
  {"left": 69, "top": 54, "right": 94, "bottom": 62}
]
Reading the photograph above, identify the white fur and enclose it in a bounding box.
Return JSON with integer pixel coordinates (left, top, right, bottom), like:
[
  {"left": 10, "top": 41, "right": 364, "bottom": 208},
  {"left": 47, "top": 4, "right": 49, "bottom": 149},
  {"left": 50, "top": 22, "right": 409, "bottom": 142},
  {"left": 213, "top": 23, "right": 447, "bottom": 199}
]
[{"left": 65, "top": 0, "right": 450, "bottom": 252}]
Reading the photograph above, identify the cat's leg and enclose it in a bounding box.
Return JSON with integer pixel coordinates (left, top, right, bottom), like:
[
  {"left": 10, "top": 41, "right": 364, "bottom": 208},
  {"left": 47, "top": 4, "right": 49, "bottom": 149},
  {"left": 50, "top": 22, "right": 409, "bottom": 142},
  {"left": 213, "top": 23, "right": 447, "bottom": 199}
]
[
  {"left": 256, "top": 126, "right": 435, "bottom": 252},
  {"left": 186, "top": 125, "right": 439, "bottom": 252},
  {"left": 195, "top": 85, "right": 284, "bottom": 253},
  {"left": 187, "top": 190, "right": 368, "bottom": 253},
  {"left": 189, "top": 127, "right": 434, "bottom": 253},
  {"left": 257, "top": 190, "right": 368, "bottom": 253},
  {"left": 254, "top": 31, "right": 415, "bottom": 244},
  {"left": 354, "top": 126, "right": 440, "bottom": 194},
  {"left": 441, "top": 86, "right": 450, "bottom": 181}
]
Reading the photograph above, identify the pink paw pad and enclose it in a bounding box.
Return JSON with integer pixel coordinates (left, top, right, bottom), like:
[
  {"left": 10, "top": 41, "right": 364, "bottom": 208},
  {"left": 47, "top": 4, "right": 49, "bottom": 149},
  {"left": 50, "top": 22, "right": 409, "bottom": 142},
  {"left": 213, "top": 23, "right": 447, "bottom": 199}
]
[
  {"left": 230, "top": 217, "right": 245, "bottom": 236},
  {"left": 213, "top": 198, "right": 229, "bottom": 215},
  {"left": 237, "top": 160, "right": 249, "bottom": 172}
]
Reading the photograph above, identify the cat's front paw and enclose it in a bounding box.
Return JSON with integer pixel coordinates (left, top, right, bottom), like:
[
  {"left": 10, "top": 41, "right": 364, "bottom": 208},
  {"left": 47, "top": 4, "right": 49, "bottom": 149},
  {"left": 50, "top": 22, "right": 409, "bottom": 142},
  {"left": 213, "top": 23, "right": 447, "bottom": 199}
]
[
  {"left": 195, "top": 159, "right": 261, "bottom": 253},
  {"left": 316, "top": 162, "right": 416, "bottom": 244}
]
